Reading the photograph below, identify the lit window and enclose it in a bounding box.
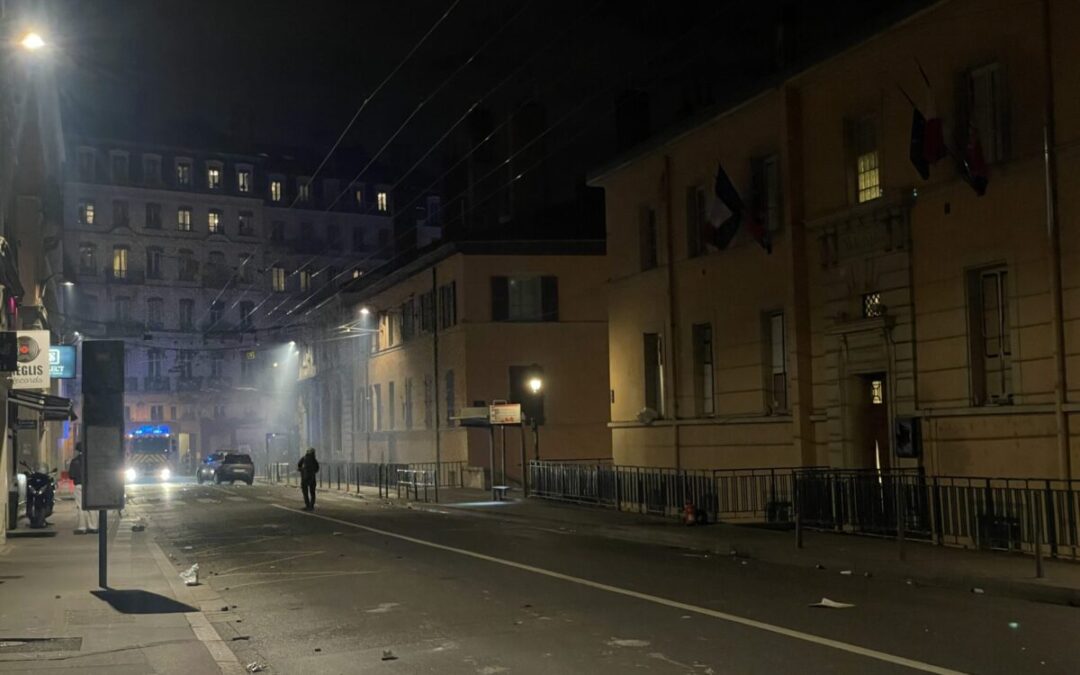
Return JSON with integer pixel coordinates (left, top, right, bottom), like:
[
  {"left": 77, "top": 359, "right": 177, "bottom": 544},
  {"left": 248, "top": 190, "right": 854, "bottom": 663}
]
[
  {"left": 78, "top": 201, "right": 95, "bottom": 225},
  {"left": 871, "top": 379, "right": 884, "bottom": 405},
  {"left": 237, "top": 169, "right": 251, "bottom": 193},
  {"left": 768, "top": 312, "right": 787, "bottom": 412},
  {"left": 112, "top": 246, "right": 129, "bottom": 280},
  {"left": 270, "top": 179, "right": 283, "bottom": 202},
  {"left": 207, "top": 166, "right": 221, "bottom": 189},
  {"left": 176, "top": 161, "right": 191, "bottom": 186},
  {"left": 863, "top": 292, "right": 883, "bottom": 318},
  {"left": 377, "top": 192, "right": 388, "bottom": 212},
  {"left": 271, "top": 266, "right": 286, "bottom": 292},
  {"left": 177, "top": 207, "right": 192, "bottom": 231},
  {"left": 208, "top": 209, "right": 222, "bottom": 233},
  {"left": 851, "top": 117, "right": 881, "bottom": 204},
  {"left": 355, "top": 189, "right": 363, "bottom": 206},
  {"left": 298, "top": 180, "right": 310, "bottom": 202},
  {"left": 299, "top": 269, "right": 311, "bottom": 292}
]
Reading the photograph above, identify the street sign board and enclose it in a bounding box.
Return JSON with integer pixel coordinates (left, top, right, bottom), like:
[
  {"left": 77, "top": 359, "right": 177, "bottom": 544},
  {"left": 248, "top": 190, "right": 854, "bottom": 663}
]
[
  {"left": 83, "top": 425, "right": 125, "bottom": 510},
  {"left": 10, "top": 330, "right": 49, "bottom": 389},
  {"left": 15, "top": 419, "right": 36, "bottom": 430},
  {"left": 49, "top": 345, "right": 76, "bottom": 379},
  {"left": 489, "top": 402, "right": 522, "bottom": 425}
]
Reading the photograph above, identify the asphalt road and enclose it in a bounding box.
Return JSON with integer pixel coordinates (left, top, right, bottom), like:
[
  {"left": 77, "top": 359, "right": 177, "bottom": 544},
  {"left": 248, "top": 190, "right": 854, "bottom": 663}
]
[{"left": 126, "top": 481, "right": 1080, "bottom": 674}]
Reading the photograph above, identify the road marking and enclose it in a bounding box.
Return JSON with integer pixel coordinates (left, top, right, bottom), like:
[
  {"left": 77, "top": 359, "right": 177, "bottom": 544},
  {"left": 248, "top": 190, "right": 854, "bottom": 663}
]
[
  {"left": 196, "top": 498, "right": 221, "bottom": 504},
  {"left": 271, "top": 504, "right": 963, "bottom": 675}
]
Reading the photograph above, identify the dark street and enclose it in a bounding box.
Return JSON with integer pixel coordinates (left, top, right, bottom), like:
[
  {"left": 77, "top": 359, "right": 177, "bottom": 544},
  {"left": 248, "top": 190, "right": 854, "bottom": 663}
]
[{"left": 127, "top": 482, "right": 1080, "bottom": 674}]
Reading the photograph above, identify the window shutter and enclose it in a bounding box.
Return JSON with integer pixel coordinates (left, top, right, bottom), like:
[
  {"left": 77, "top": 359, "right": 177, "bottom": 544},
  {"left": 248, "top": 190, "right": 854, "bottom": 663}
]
[
  {"left": 491, "top": 276, "right": 509, "bottom": 321},
  {"left": 541, "top": 276, "right": 559, "bottom": 321}
]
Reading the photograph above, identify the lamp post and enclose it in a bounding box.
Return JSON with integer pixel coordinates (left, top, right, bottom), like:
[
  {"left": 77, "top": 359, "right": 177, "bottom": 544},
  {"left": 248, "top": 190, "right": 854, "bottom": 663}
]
[{"left": 525, "top": 365, "right": 544, "bottom": 461}]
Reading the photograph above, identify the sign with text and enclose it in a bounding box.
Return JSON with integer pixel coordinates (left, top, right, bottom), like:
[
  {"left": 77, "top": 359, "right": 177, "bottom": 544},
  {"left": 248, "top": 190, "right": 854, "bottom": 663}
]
[
  {"left": 10, "top": 330, "right": 50, "bottom": 389},
  {"left": 489, "top": 402, "right": 522, "bottom": 425},
  {"left": 49, "top": 345, "right": 76, "bottom": 379}
]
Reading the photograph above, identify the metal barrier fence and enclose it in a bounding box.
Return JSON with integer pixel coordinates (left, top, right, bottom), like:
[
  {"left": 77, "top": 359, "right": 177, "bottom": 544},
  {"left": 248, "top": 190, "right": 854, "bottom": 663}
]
[
  {"left": 528, "top": 461, "right": 1080, "bottom": 560},
  {"left": 265, "top": 460, "right": 465, "bottom": 499}
]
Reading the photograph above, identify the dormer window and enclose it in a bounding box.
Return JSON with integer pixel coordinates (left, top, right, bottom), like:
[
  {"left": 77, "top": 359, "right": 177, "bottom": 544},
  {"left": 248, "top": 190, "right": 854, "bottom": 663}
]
[
  {"left": 176, "top": 159, "right": 192, "bottom": 186},
  {"left": 270, "top": 178, "right": 283, "bottom": 202},
  {"left": 237, "top": 167, "right": 252, "bottom": 193},
  {"left": 298, "top": 178, "right": 311, "bottom": 202},
  {"left": 207, "top": 163, "right": 222, "bottom": 189}
]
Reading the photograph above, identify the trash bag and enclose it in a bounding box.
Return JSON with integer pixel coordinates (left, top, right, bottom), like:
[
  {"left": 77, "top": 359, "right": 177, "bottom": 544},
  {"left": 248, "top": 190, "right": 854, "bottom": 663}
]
[{"left": 180, "top": 563, "right": 200, "bottom": 586}]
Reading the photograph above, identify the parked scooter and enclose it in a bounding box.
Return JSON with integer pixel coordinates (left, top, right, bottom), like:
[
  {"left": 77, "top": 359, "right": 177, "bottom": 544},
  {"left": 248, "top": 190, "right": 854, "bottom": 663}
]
[{"left": 19, "top": 461, "right": 56, "bottom": 528}]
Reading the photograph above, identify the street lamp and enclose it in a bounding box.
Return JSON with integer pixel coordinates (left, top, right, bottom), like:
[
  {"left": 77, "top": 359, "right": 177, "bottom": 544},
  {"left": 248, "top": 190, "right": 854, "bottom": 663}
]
[
  {"left": 528, "top": 377, "right": 542, "bottom": 395},
  {"left": 523, "top": 364, "right": 544, "bottom": 461},
  {"left": 359, "top": 307, "right": 371, "bottom": 316},
  {"left": 18, "top": 32, "right": 46, "bottom": 51}
]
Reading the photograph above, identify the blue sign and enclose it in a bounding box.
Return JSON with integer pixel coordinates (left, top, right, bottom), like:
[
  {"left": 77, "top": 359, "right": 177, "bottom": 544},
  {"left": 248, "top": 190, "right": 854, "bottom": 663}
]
[{"left": 48, "top": 345, "right": 76, "bottom": 379}]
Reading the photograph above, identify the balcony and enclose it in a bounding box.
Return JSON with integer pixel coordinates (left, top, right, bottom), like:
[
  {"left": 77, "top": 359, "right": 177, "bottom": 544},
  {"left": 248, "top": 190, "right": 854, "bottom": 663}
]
[
  {"left": 105, "top": 268, "right": 145, "bottom": 284},
  {"left": 143, "top": 376, "right": 171, "bottom": 392}
]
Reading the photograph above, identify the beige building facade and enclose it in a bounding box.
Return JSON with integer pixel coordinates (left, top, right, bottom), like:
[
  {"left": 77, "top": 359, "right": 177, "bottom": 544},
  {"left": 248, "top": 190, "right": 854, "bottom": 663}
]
[
  {"left": 591, "top": 0, "right": 1080, "bottom": 480},
  {"left": 298, "top": 240, "right": 611, "bottom": 485}
]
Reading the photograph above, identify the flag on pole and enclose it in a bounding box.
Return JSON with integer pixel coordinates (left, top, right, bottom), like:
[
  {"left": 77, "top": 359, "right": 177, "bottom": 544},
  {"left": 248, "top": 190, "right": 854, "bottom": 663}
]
[
  {"left": 960, "top": 125, "right": 988, "bottom": 196},
  {"left": 916, "top": 61, "right": 946, "bottom": 165},
  {"left": 707, "top": 162, "right": 743, "bottom": 250}
]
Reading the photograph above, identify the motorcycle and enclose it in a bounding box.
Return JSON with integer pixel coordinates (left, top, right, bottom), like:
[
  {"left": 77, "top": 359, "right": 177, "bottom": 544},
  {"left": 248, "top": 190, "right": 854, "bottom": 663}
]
[{"left": 20, "top": 461, "right": 56, "bottom": 529}]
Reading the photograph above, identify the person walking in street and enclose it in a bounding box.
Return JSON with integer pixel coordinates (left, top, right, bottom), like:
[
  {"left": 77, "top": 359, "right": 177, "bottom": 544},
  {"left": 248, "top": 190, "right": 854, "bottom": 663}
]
[
  {"left": 298, "top": 447, "right": 320, "bottom": 510},
  {"left": 68, "top": 444, "right": 98, "bottom": 534}
]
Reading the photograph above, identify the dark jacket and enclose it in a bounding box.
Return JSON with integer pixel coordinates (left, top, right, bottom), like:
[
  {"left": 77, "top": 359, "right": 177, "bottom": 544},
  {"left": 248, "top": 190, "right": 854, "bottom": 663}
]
[
  {"left": 68, "top": 454, "right": 84, "bottom": 486},
  {"left": 298, "top": 455, "right": 320, "bottom": 481}
]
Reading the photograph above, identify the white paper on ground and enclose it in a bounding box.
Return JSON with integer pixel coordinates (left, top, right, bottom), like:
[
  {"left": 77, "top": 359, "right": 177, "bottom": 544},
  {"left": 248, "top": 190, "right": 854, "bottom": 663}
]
[{"left": 810, "top": 597, "right": 855, "bottom": 609}]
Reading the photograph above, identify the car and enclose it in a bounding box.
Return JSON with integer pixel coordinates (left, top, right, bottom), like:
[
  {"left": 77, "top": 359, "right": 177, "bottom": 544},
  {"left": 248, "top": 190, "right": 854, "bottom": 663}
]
[
  {"left": 213, "top": 453, "right": 255, "bottom": 486},
  {"left": 196, "top": 452, "right": 228, "bottom": 484}
]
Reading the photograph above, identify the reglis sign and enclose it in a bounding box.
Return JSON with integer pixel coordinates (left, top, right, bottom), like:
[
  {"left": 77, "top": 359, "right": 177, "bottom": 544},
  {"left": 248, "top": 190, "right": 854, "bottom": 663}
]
[{"left": 11, "top": 330, "right": 50, "bottom": 389}]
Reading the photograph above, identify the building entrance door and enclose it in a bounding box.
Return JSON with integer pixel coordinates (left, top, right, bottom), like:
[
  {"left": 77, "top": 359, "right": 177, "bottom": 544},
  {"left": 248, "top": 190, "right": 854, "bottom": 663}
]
[{"left": 850, "top": 372, "right": 889, "bottom": 470}]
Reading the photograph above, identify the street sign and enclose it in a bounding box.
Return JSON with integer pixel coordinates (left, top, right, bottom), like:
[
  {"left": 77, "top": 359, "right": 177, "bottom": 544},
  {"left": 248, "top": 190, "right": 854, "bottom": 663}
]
[
  {"left": 83, "top": 425, "right": 124, "bottom": 510},
  {"left": 49, "top": 345, "right": 76, "bottom": 379},
  {"left": 489, "top": 402, "right": 522, "bottom": 425},
  {"left": 10, "top": 330, "right": 49, "bottom": 389},
  {"left": 15, "top": 419, "right": 36, "bottom": 430}
]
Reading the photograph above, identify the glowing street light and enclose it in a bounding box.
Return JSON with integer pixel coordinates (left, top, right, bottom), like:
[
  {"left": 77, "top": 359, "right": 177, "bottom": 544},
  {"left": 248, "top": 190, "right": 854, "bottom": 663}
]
[
  {"left": 528, "top": 377, "right": 542, "bottom": 394},
  {"left": 19, "top": 32, "right": 46, "bottom": 51},
  {"left": 359, "top": 307, "right": 371, "bottom": 316}
]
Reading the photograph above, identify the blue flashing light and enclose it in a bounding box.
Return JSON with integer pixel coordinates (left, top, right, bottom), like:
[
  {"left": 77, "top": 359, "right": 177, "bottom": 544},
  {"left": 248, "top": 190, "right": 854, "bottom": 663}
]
[{"left": 133, "top": 424, "right": 171, "bottom": 437}]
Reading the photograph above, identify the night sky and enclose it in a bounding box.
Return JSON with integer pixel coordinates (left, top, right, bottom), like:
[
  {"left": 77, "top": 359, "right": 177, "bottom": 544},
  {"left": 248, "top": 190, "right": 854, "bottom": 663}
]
[{"left": 44, "top": 0, "right": 931, "bottom": 233}]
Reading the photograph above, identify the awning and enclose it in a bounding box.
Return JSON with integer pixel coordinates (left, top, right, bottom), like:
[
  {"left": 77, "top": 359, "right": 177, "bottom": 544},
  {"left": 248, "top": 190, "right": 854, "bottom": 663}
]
[{"left": 9, "top": 390, "right": 76, "bottom": 421}]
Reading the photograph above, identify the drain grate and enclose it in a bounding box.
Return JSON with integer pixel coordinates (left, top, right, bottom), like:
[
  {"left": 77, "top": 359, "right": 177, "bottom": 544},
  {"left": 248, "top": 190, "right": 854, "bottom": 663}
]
[{"left": 0, "top": 637, "right": 82, "bottom": 654}]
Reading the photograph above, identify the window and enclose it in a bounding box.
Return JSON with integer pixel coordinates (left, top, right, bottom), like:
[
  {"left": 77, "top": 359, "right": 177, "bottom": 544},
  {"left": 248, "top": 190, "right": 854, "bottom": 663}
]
[
  {"left": 692, "top": 323, "right": 714, "bottom": 416},
  {"left": 78, "top": 243, "right": 97, "bottom": 275},
  {"left": 404, "top": 378, "right": 414, "bottom": 430},
  {"left": 871, "top": 379, "right": 884, "bottom": 405},
  {"left": 145, "top": 202, "right": 162, "bottom": 229},
  {"left": 214, "top": 404, "right": 225, "bottom": 419},
  {"left": 113, "top": 199, "right": 130, "bottom": 227},
  {"left": 207, "top": 166, "right": 221, "bottom": 189},
  {"left": 643, "top": 333, "right": 665, "bottom": 417},
  {"left": 631, "top": 205, "right": 657, "bottom": 271},
  {"left": 178, "top": 350, "right": 194, "bottom": 379},
  {"left": 299, "top": 269, "right": 311, "bottom": 292},
  {"left": 423, "top": 375, "right": 433, "bottom": 429},
  {"left": 112, "top": 246, "right": 129, "bottom": 279},
  {"left": 147, "top": 297, "right": 164, "bottom": 329},
  {"left": 438, "top": 282, "right": 457, "bottom": 329},
  {"left": 143, "top": 155, "right": 161, "bottom": 184},
  {"left": 147, "top": 348, "right": 163, "bottom": 378},
  {"left": 78, "top": 200, "right": 95, "bottom": 225},
  {"left": 209, "top": 300, "right": 224, "bottom": 326},
  {"left": 352, "top": 228, "right": 364, "bottom": 251},
  {"left": 176, "top": 160, "right": 192, "bottom": 186},
  {"left": 210, "top": 353, "right": 223, "bottom": 378},
  {"left": 401, "top": 298, "right": 416, "bottom": 340},
  {"left": 272, "top": 266, "right": 286, "bottom": 292},
  {"left": 237, "top": 168, "right": 252, "bottom": 193},
  {"left": 208, "top": 209, "right": 222, "bottom": 233},
  {"left": 146, "top": 247, "right": 163, "bottom": 279},
  {"left": 240, "top": 356, "right": 253, "bottom": 383},
  {"left": 77, "top": 148, "right": 95, "bottom": 181},
  {"left": 239, "top": 301, "right": 254, "bottom": 329},
  {"left": 150, "top": 405, "right": 164, "bottom": 422},
  {"left": 491, "top": 276, "right": 558, "bottom": 322},
  {"left": 965, "top": 63, "right": 1006, "bottom": 164},
  {"left": 238, "top": 211, "right": 254, "bottom": 236},
  {"left": 239, "top": 254, "right": 254, "bottom": 283},
  {"left": 270, "top": 179, "right": 283, "bottom": 202},
  {"left": 378, "top": 229, "right": 391, "bottom": 249},
  {"left": 850, "top": 116, "right": 882, "bottom": 203},
  {"left": 377, "top": 191, "right": 389, "bottom": 212},
  {"left": 271, "top": 221, "right": 285, "bottom": 242},
  {"left": 444, "top": 370, "right": 455, "bottom": 424},
  {"left": 767, "top": 312, "right": 788, "bottom": 412},
  {"left": 372, "top": 384, "right": 383, "bottom": 431},
  {"left": 179, "top": 299, "right": 194, "bottom": 330},
  {"left": 388, "top": 382, "right": 396, "bottom": 429},
  {"left": 420, "top": 291, "right": 435, "bottom": 333},
  {"left": 177, "top": 207, "right": 192, "bottom": 231},
  {"left": 968, "top": 266, "right": 1012, "bottom": 404},
  {"left": 111, "top": 152, "right": 129, "bottom": 183},
  {"left": 114, "top": 296, "right": 131, "bottom": 322},
  {"left": 685, "top": 185, "right": 706, "bottom": 257},
  {"left": 862, "top": 292, "right": 883, "bottom": 318},
  {"left": 298, "top": 179, "right": 310, "bottom": 202},
  {"left": 327, "top": 224, "right": 341, "bottom": 248},
  {"left": 355, "top": 188, "right": 364, "bottom": 207},
  {"left": 178, "top": 249, "right": 197, "bottom": 281},
  {"left": 752, "top": 154, "right": 782, "bottom": 233}
]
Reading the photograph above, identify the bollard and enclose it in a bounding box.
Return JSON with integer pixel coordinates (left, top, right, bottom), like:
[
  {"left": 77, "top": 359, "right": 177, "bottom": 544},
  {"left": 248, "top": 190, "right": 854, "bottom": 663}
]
[
  {"left": 1035, "top": 492, "right": 1045, "bottom": 579},
  {"left": 896, "top": 478, "right": 907, "bottom": 562}
]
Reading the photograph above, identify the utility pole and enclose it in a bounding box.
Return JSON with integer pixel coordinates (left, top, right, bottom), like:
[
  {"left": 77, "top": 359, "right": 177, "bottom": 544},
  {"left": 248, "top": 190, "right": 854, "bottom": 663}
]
[{"left": 431, "top": 266, "right": 441, "bottom": 502}]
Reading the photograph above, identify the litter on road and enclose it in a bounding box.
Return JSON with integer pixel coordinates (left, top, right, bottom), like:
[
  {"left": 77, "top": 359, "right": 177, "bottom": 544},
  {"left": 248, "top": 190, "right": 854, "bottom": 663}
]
[
  {"left": 180, "top": 563, "right": 200, "bottom": 586},
  {"left": 810, "top": 598, "right": 855, "bottom": 609}
]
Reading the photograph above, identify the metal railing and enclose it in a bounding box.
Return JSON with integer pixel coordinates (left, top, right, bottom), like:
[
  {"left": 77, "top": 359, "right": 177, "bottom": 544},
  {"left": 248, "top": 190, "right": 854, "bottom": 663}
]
[
  {"left": 528, "top": 461, "right": 1080, "bottom": 560},
  {"left": 265, "top": 460, "right": 465, "bottom": 499}
]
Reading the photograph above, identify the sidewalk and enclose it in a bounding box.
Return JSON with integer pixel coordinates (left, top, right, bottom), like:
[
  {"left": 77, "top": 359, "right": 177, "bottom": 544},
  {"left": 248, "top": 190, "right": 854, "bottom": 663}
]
[
  {"left": 0, "top": 498, "right": 243, "bottom": 674},
  {"left": 290, "top": 480, "right": 1080, "bottom": 606}
]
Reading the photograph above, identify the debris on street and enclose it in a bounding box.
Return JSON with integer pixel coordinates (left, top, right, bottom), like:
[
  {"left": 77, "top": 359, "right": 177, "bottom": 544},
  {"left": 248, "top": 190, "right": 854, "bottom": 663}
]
[
  {"left": 180, "top": 563, "right": 200, "bottom": 586},
  {"left": 809, "top": 598, "right": 855, "bottom": 609}
]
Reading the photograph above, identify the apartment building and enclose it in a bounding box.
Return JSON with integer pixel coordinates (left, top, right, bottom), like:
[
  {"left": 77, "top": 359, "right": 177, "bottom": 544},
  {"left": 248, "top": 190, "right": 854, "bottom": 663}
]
[
  {"left": 60, "top": 139, "right": 395, "bottom": 460},
  {"left": 590, "top": 0, "right": 1080, "bottom": 480},
  {"left": 296, "top": 240, "right": 610, "bottom": 485}
]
